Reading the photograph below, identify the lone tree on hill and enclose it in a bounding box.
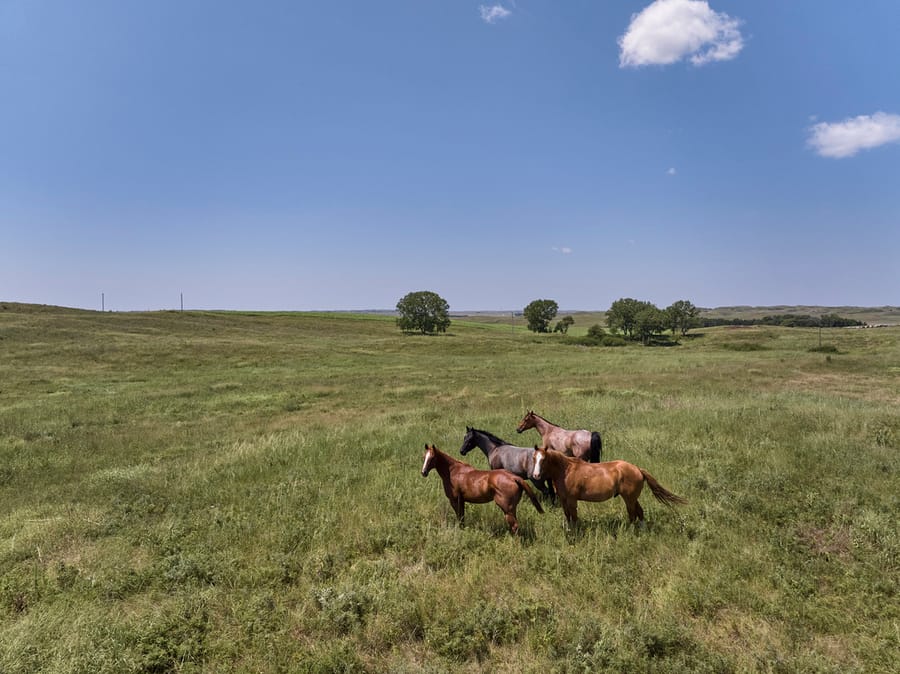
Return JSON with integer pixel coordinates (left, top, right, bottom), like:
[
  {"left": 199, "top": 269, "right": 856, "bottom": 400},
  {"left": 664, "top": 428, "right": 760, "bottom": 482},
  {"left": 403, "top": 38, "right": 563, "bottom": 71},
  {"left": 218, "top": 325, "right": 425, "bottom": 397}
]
[
  {"left": 396, "top": 291, "right": 451, "bottom": 334},
  {"left": 523, "top": 299, "right": 559, "bottom": 333}
]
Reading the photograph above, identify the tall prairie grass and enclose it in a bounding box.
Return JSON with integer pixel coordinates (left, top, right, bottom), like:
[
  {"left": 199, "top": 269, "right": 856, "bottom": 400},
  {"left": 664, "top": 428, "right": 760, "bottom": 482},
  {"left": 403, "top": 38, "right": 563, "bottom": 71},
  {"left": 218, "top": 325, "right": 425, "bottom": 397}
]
[{"left": 0, "top": 305, "right": 897, "bottom": 671}]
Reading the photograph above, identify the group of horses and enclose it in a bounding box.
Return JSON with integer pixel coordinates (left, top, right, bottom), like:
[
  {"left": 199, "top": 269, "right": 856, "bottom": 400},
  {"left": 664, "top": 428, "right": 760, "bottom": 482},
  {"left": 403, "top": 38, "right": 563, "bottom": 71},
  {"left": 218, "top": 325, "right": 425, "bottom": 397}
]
[{"left": 421, "top": 411, "right": 687, "bottom": 535}]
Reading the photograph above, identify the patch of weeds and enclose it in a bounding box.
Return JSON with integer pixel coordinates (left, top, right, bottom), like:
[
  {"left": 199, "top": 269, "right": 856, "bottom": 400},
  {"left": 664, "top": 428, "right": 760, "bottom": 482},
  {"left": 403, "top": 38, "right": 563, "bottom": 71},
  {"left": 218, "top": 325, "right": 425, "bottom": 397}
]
[
  {"left": 55, "top": 561, "right": 81, "bottom": 591},
  {"left": 626, "top": 621, "right": 709, "bottom": 667},
  {"left": 102, "top": 566, "right": 152, "bottom": 601},
  {"left": 0, "top": 564, "right": 49, "bottom": 615},
  {"left": 870, "top": 420, "right": 897, "bottom": 449},
  {"left": 160, "top": 549, "right": 214, "bottom": 587},
  {"left": 295, "top": 639, "right": 365, "bottom": 674},
  {"left": 422, "top": 528, "right": 486, "bottom": 570},
  {"left": 131, "top": 599, "right": 209, "bottom": 673},
  {"left": 304, "top": 550, "right": 348, "bottom": 582},
  {"left": 0, "top": 466, "right": 15, "bottom": 485},
  {"left": 808, "top": 345, "right": 841, "bottom": 354},
  {"left": 313, "top": 585, "right": 372, "bottom": 632},
  {"left": 364, "top": 593, "right": 426, "bottom": 650},
  {"left": 241, "top": 592, "right": 287, "bottom": 638},
  {"left": 425, "top": 599, "right": 543, "bottom": 663}
]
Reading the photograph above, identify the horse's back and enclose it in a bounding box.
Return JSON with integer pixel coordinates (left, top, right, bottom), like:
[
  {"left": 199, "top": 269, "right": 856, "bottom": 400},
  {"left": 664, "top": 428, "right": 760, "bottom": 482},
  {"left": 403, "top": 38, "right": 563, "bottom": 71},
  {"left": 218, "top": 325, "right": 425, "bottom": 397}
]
[
  {"left": 566, "top": 459, "right": 642, "bottom": 500},
  {"left": 494, "top": 444, "right": 535, "bottom": 475}
]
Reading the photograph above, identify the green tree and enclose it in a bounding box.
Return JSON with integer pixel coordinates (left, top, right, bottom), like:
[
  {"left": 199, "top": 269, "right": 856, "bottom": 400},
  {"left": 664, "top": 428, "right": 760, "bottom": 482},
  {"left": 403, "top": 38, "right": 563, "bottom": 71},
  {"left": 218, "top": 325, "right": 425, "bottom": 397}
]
[
  {"left": 665, "top": 299, "right": 700, "bottom": 336},
  {"left": 553, "top": 315, "right": 574, "bottom": 334},
  {"left": 634, "top": 305, "right": 666, "bottom": 345},
  {"left": 606, "top": 298, "right": 645, "bottom": 339},
  {"left": 396, "top": 291, "right": 451, "bottom": 334},
  {"left": 587, "top": 324, "right": 606, "bottom": 339},
  {"left": 523, "top": 299, "right": 559, "bottom": 333}
]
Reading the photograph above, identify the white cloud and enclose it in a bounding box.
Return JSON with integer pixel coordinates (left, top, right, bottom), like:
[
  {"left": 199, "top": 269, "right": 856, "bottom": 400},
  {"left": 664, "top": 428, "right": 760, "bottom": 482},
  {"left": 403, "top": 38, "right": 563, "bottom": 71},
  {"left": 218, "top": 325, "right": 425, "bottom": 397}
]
[
  {"left": 667, "top": 167, "right": 677, "bottom": 175},
  {"left": 808, "top": 112, "right": 900, "bottom": 158},
  {"left": 618, "top": 0, "right": 744, "bottom": 68},
  {"left": 552, "top": 246, "right": 573, "bottom": 254},
  {"left": 480, "top": 4, "right": 511, "bottom": 24}
]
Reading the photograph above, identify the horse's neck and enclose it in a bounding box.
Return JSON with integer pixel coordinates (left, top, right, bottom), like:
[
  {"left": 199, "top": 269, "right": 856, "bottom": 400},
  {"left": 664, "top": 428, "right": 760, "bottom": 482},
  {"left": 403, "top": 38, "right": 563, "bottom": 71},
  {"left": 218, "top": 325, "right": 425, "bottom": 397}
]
[
  {"left": 432, "top": 451, "right": 460, "bottom": 480},
  {"left": 549, "top": 451, "right": 570, "bottom": 475},
  {"left": 533, "top": 415, "right": 556, "bottom": 435},
  {"left": 474, "top": 435, "right": 497, "bottom": 457}
]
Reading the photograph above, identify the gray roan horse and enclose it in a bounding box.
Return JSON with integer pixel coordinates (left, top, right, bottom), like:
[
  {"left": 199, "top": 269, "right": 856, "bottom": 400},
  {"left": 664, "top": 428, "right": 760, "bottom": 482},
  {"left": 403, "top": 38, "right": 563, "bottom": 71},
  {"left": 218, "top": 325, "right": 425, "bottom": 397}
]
[
  {"left": 516, "top": 410, "right": 602, "bottom": 463},
  {"left": 460, "top": 427, "right": 555, "bottom": 499}
]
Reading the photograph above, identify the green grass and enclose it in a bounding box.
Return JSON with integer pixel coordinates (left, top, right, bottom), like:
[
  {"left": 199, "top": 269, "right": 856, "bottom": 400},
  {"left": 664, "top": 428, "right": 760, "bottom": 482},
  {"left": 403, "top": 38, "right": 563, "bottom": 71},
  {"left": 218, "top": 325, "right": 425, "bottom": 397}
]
[{"left": 1, "top": 305, "right": 898, "bottom": 672}]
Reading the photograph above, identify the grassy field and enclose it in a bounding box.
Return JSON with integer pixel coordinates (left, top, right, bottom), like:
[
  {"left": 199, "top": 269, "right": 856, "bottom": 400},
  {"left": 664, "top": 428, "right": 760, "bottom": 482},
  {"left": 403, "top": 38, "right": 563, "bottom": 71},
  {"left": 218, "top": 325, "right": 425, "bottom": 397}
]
[{"left": 1, "top": 304, "right": 898, "bottom": 672}]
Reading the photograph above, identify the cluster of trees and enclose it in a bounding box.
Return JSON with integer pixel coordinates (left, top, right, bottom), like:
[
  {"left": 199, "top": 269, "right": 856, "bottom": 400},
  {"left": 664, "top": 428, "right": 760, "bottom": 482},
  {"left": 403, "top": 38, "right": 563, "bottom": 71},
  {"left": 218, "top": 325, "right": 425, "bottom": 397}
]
[
  {"left": 605, "top": 298, "right": 699, "bottom": 344},
  {"left": 521, "top": 297, "right": 700, "bottom": 345}
]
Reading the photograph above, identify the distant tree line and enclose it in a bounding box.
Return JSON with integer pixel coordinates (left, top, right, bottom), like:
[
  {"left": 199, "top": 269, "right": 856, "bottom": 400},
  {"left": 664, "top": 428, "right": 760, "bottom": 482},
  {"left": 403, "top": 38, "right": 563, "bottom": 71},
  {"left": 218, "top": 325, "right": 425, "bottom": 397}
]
[
  {"left": 700, "top": 313, "right": 864, "bottom": 328},
  {"left": 395, "top": 289, "right": 863, "bottom": 340}
]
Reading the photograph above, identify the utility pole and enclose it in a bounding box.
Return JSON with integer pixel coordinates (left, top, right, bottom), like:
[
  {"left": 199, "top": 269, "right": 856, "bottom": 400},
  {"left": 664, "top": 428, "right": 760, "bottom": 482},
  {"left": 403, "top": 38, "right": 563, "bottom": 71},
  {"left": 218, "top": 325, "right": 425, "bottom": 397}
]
[
  {"left": 101, "top": 293, "right": 105, "bottom": 312},
  {"left": 181, "top": 293, "right": 184, "bottom": 312}
]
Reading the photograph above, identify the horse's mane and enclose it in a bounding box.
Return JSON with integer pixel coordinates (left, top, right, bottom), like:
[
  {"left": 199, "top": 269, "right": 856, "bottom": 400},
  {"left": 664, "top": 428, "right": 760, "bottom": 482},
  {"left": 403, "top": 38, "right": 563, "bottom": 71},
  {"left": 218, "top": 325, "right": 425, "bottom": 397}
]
[
  {"left": 530, "top": 411, "right": 556, "bottom": 426},
  {"left": 471, "top": 428, "right": 510, "bottom": 447}
]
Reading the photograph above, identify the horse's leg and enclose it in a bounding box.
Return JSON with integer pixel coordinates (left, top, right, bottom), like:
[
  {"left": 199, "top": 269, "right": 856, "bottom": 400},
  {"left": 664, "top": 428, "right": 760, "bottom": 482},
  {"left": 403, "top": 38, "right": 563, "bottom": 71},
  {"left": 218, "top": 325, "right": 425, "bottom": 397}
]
[
  {"left": 543, "top": 478, "right": 557, "bottom": 502},
  {"left": 531, "top": 477, "right": 554, "bottom": 501},
  {"left": 562, "top": 497, "right": 578, "bottom": 528},
  {"left": 451, "top": 495, "right": 465, "bottom": 524},
  {"left": 504, "top": 510, "right": 520, "bottom": 535},
  {"left": 623, "top": 494, "right": 644, "bottom": 523},
  {"left": 496, "top": 488, "right": 522, "bottom": 535}
]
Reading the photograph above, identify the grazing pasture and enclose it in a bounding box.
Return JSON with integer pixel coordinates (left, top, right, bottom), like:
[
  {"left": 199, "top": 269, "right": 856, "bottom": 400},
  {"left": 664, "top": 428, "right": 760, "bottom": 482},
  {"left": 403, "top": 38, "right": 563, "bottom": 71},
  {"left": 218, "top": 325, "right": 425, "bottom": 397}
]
[{"left": 0, "top": 304, "right": 897, "bottom": 672}]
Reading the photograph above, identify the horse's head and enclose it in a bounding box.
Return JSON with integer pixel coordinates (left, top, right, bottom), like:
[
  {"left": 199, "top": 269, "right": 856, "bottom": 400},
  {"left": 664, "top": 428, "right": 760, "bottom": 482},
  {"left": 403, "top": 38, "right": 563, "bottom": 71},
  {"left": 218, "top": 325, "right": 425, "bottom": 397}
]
[
  {"left": 531, "top": 445, "right": 549, "bottom": 481},
  {"left": 459, "top": 427, "right": 476, "bottom": 455},
  {"left": 421, "top": 444, "right": 437, "bottom": 477},
  {"left": 517, "top": 411, "right": 536, "bottom": 434}
]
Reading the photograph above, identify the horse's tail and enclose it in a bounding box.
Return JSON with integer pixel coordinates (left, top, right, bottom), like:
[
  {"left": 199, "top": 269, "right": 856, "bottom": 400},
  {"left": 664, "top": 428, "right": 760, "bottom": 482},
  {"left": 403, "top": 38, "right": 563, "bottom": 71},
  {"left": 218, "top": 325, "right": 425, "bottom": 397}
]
[
  {"left": 589, "top": 431, "right": 602, "bottom": 463},
  {"left": 640, "top": 469, "right": 687, "bottom": 508},
  {"left": 515, "top": 476, "right": 545, "bottom": 514}
]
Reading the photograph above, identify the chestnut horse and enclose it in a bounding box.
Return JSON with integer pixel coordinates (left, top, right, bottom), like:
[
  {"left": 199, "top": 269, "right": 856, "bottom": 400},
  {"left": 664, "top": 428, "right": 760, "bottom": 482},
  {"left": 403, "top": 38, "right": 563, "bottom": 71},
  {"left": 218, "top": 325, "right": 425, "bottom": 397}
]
[
  {"left": 531, "top": 446, "right": 686, "bottom": 527},
  {"left": 517, "top": 410, "right": 602, "bottom": 462},
  {"left": 421, "top": 444, "right": 544, "bottom": 534}
]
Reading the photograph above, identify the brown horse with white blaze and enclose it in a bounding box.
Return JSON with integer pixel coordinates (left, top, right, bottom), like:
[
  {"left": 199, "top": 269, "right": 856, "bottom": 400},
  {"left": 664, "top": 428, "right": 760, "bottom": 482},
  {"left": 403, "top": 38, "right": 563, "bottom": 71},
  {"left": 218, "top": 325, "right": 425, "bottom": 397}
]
[
  {"left": 421, "top": 444, "right": 543, "bottom": 534},
  {"left": 517, "top": 410, "right": 602, "bottom": 462},
  {"left": 531, "top": 446, "right": 686, "bottom": 527}
]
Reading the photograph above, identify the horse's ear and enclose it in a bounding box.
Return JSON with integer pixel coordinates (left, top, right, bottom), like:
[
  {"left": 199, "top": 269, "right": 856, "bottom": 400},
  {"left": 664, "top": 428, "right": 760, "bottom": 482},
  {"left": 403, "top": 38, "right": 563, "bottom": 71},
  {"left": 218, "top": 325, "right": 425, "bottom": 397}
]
[{"left": 425, "top": 443, "right": 429, "bottom": 450}]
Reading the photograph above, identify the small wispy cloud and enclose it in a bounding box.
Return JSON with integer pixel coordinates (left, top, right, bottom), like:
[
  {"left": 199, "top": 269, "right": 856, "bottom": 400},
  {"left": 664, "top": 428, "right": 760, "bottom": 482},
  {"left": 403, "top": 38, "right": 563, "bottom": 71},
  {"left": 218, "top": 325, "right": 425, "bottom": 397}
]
[
  {"left": 619, "top": 0, "right": 744, "bottom": 68},
  {"left": 552, "top": 246, "right": 573, "bottom": 255},
  {"left": 667, "top": 167, "right": 677, "bottom": 176},
  {"left": 480, "top": 4, "right": 512, "bottom": 24},
  {"left": 808, "top": 112, "right": 900, "bottom": 158}
]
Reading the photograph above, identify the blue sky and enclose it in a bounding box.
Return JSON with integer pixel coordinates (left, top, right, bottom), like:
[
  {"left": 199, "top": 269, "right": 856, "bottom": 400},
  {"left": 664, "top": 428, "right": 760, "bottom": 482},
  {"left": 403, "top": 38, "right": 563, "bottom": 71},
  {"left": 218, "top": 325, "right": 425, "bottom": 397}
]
[{"left": 2, "top": 1, "right": 898, "bottom": 311}]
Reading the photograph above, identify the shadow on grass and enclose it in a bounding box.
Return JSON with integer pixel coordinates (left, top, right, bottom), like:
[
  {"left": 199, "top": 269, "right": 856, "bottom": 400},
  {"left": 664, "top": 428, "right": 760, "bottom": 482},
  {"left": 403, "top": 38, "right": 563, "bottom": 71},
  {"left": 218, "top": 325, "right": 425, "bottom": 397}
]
[{"left": 561, "top": 516, "right": 651, "bottom": 542}]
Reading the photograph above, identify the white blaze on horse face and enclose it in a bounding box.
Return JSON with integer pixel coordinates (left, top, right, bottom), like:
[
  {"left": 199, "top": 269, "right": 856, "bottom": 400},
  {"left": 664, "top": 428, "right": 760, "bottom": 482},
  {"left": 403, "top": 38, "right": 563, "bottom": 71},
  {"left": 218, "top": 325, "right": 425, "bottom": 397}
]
[
  {"left": 422, "top": 449, "right": 434, "bottom": 476},
  {"left": 532, "top": 452, "right": 543, "bottom": 480}
]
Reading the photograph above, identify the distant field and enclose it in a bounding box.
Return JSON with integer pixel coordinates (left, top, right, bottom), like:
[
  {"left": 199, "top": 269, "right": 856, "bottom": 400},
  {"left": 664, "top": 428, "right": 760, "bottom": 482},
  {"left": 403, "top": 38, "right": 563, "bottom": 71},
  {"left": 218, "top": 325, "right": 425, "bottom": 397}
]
[{"left": 1, "top": 305, "right": 897, "bottom": 672}]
